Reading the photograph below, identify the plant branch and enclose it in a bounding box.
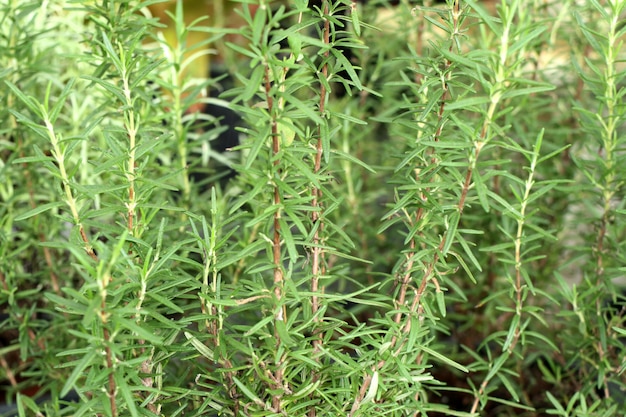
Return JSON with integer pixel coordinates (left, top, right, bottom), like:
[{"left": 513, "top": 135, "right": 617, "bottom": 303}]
[
  {"left": 264, "top": 55, "right": 286, "bottom": 412},
  {"left": 311, "top": 0, "right": 331, "bottom": 354}
]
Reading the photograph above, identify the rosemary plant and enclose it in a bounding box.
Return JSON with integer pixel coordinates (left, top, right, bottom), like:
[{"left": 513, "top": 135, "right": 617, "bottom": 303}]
[{"left": 0, "top": 0, "right": 624, "bottom": 416}]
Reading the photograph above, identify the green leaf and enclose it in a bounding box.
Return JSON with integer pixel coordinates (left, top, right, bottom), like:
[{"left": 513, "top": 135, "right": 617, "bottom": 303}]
[
  {"left": 4, "top": 80, "right": 42, "bottom": 116},
  {"left": 130, "top": 58, "right": 165, "bottom": 89},
  {"left": 283, "top": 92, "right": 323, "bottom": 125},
  {"left": 484, "top": 353, "right": 509, "bottom": 383},
  {"left": 81, "top": 75, "right": 126, "bottom": 103},
  {"left": 420, "top": 345, "right": 468, "bottom": 373},
  {"left": 502, "top": 314, "right": 520, "bottom": 352},
  {"left": 115, "top": 317, "right": 163, "bottom": 345},
  {"left": 445, "top": 96, "right": 491, "bottom": 111},
  {"left": 185, "top": 332, "right": 215, "bottom": 361},
  {"left": 331, "top": 148, "right": 375, "bottom": 173},
  {"left": 100, "top": 31, "right": 124, "bottom": 75},
  {"left": 251, "top": 4, "right": 266, "bottom": 45},
  {"left": 61, "top": 349, "right": 97, "bottom": 397},
  {"left": 16, "top": 393, "right": 40, "bottom": 416},
  {"left": 473, "top": 171, "right": 491, "bottom": 212},
  {"left": 287, "top": 33, "right": 302, "bottom": 58},
  {"left": 545, "top": 391, "right": 566, "bottom": 415},
  {"left": 498, "top": 373, "right": 519, "bottom": 402},
  {"left": 14, "top": 202, "right": 64, "bottom": 221},
  {"left": 233, "top": 376, "right": 263, "bottom": 405},
  {"left": 148, "top": 292, "right": 184, "bottom": 314},
  {"left": 501, "top": 84, "right": 555, "bottom": 99},
  {"left": 436, "top": 290, "right": 446, "bottom": 317},
  {"left": 330, "top": 48, "right": 362, "bottom": 91},
  {"left": 465, "top": 0, "right": 502, "bottom": 35},
  {"left": 277, "top": 119, "right": 296, "bottom": 147},
  {"left": 362, "top": 371, "right": 378, "bottom": 404},
  {"left": 243, "top": 124, "right": 270, "bottom": 170},
  {"left": 244, "top": 315, "right": 274, "bottom": 337},
  {"left": 442, "top": 212, "right": 460, "bottom": 256},
  {"left": 456, "top": 233, "right": 482, "bottom": 273},
  {"left": 117, "top": 372, "right": 139, "bottom": 417},
  {"left": 351, "top": 7, "right": 361, "bottom": 37},
  {"left": 49, "top": 78, "right": 76, "bottom": 123},
  {"left": 275, "top": 318, "right": 295, "bottom": 347},
  {"left": 226, "top": 41, "right": 260, "bottom": 61}
]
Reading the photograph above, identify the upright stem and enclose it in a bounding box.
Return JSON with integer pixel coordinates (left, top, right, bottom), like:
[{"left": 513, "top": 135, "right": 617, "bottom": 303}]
[
  {"left": 44, "top": 114, "right": 97, "bottom": 261},
  {"left": 311, "top": 0, "right": 331, "bottom": 352},
  {"left": 264, "top": 59, "right": 286, "bottom": 412},
  {"left": 307, "top": 4, "right": 332, "bottom": 416},
  {"left": 591, "top": 2, "right": 622, "bottom": 399},
  {"left": 119, "top": 45, "right": 138, "bottom": 237}
]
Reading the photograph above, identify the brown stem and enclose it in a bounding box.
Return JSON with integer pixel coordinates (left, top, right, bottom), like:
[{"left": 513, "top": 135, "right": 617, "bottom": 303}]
[
  {"left": 308, "top": 3, "right": 332, "bottom": 416},
  {"left": 102, "top": 318, "right": 117, "bottom": 416},
  {"left": 264, "top": 59, "right": 286, "bottom": 413},
  {"left": 311, "top": 0, "right": 331, "bottom": 352}
]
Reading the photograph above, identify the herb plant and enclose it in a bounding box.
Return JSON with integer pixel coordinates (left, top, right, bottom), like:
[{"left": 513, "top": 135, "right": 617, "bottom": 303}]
[{"left": 1, "top": 0, "right": 624, "bottom": 416}]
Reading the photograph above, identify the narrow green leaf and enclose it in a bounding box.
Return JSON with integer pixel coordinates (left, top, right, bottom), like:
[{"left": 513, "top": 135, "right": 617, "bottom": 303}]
[
  {"left": 456, "top": 233, "right": 482, "bottom": 273},
  {"left": 12, "top": 155, "right": 55, "bottom": 164},
  {"left": 524, "top": 331, "right": 559, "bottom": 352},
  {"left": 501, "top": 85, "right": 555, "bottom": 99},
  {"left": 275, "top": 319, "right": 295, "bottom": 347},
  {"left": 487, "top": 394, "right": 534, "bottom": 410},
  {"left": 279, "top": 218, "right": 298, "bottom": 264},
  {"left": 545, "top": 391, "right": 566, "bottom": 414},
  {"left": 81, "top": 75, "right": 126, "bottom": 103},
  {"left": 15, "top": 393, "right": 31, "bottom": 416},
  {"left": 487, "top": 190, "right": 522, "bottom": 218},
  {"left": 445, "top": 96, "right": 491, "bottom": 111},
  {"left": 244, "top": 124, "right": 270, "bottom": 170},
  {"left": 484, "top": 353, "right": 509, "bottom": 383},
  {"left": 117, "top": 372, "right": 139, "bottom": 417},
  {"left": 420, "top": 345, "right": 468, "bottom": 373},
  {"left": 4, "top": 80, "right": 42, "bottom": 116},
  {"left": 99, "top": 31, "right": 124, "bottom": 74},
  {"left": 331, "top": 149, "right": 376, "bottom": 173},
  {"left": 233, "top": 376, "right": 263, "bottom": 404},
  {"left": 185, "top": 332, "right": 215, "bottom": 361},
  {"left": 283, "top": 92, "right": 323, "bottom": 125},
  {"left": 61, "top": 350, "right": 96, "bottom": 397},
  {"left": 436, "top": 290, "right": 446, "bottom": 317},
  {"left": 49, "top": 78, "right": 76, "bottom": 123},
  {"left": 502, "top": 315, "right": 520, "bottom": 352},
  {"left": 330, "top": 48, "right": 362, "bottom": 90},
  {"left": 474, "top": 171, "right": 490, "bottom": 212},
  {"left": 351, "top": 8, "right": 361, "bottom": 37},
  {"left": 226, "top": 41, "right": 260, "bottom": 61},
  {"left": 362, "top": 371, "right": 378, "bottom": 404},
  {"left": 499, "top": 373, "right": 519, "bottom": 402},
  {"left": 130, "top": 58, "right": 165, "bottom": 89},
  {"left": 116, "top": 317, "right": 163, "bottom": 345},
  {"left": 14, "top": 202, "right": 64, "bottom": 221},
  {"left": 244, "top": 315, "right": 274, "bottom": 337},
  {"left": 252, "top": 4, "right": 266, "bottom": 45},
  {"left": 330, "top": 109, "right": 368, "bottom": 125},
  {"left": 465, "top": 0, "right": 502, "bottom": 35},
  {"left": 148, "top": 292, "right": 184, "bottom": 314},
  {"left": 442, "top": 212, "right": 460, "bottom": 256}
]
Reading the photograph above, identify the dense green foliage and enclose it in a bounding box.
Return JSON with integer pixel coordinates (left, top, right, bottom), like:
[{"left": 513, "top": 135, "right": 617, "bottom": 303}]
[{"left": 1, "top": 0, "right": 625, "bottom": 416}]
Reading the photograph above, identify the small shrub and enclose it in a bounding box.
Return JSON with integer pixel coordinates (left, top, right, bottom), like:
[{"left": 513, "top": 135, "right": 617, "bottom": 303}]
[{"left": 0, "top": 0, "right": 624, "bottom": 416}]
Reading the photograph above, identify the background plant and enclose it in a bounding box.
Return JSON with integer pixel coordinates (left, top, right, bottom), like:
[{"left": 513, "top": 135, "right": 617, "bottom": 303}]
[{"left": 0, "top": 0, "right": 624, "bottom": 416}]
